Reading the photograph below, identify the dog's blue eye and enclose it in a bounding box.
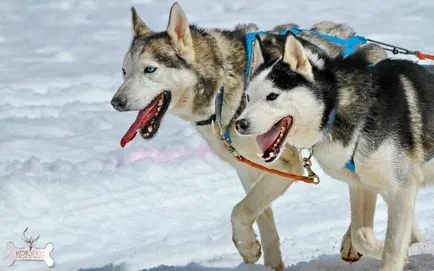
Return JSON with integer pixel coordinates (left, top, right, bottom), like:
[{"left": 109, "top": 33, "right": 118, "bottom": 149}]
[
  {"left": 266, "top": 93, "right": 279, "bottom": 101},
  {"left": 144, "top": 66, "right": 157, "bottom": 73}
]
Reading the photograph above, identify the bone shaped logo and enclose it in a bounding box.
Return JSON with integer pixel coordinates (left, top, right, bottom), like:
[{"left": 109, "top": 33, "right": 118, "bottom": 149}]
[{"left": 4, "top": 228, "right": 54, "bottom": 267}]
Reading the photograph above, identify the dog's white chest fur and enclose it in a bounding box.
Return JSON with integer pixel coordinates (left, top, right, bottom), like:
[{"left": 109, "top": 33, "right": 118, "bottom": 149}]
[{"left": 313, "top": 137, "right": 359, "bottom": 185}]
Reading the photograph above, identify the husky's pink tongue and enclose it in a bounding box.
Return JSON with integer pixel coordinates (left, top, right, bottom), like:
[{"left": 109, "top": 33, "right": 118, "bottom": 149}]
[
  {"left": 256, "top": 117, "right": 292, "bottom": 153},
  {"left": 120, "top": 97, "right": 160, "bottom": 148}
]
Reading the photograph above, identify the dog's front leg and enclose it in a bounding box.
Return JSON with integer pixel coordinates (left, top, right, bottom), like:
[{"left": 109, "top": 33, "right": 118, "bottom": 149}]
[
  {"left": 340, "top": 223, "right": 362, "bottom": 262},
  {"left": 233, "top": 163, "right": 294, "bottom": 271},
  {"left": 346, "top": 185, "right": 384, "bottom": 260},
  {"left": 379, "top": 167, "right": 422, "bottom": 271}
]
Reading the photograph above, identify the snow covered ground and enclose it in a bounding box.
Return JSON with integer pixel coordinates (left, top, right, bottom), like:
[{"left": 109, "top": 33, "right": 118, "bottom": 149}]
[{"left": 0, "top": 0, "right": 433, "bottom": 270}]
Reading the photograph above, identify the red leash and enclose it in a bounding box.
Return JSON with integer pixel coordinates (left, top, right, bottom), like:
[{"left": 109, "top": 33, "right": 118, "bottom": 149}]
[
  {"left": 235, "top": 155, "right": 319, "bottom": 184},
  {"left": 416, "top": 51, "right": 434, "bottom": 61},
  {"left": 211, "top": 120, "right": 320, "bottom": 185}
]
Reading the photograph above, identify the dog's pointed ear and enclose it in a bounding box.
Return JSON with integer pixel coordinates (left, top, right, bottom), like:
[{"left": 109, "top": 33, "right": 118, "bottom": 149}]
[
  {"left": 251, "top": 35, "right": 265, "bottom": 72},
  {"left": 167, "top": 2, "right": 195, "bottom": 63},
  {"left": 131, "top": 7, "right": 152, "bottom": 37},
  {"left": 283, "top": 34, "right": 313, "bottom": 81}
]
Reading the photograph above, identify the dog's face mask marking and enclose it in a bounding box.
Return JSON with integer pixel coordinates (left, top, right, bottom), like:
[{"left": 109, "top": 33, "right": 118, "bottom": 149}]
[
  {"left": 237, "top": 35, "right": 325, "bottom": 162},
  {"left": 119, "top": 35, "right": 197, "bottom": 112},
  {"left": 111, "top": 4, "right": 198, "bottom": 146}
]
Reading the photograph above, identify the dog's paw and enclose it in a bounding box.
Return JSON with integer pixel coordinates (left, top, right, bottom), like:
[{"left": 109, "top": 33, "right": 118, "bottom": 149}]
[
  {"left": 380, "top": 261, "right": 406, "bottom": 271},
  {"left": 263, "top": 241, "right": 284, "bottom": 271},
  {"left": 410, "top": 226, "right": 424, "bottom": 245},
  {"left": 234, "top": 238, "right": 261, "bottom": 264},
  {"left": 340, "top": 233, "right": 362, "bottom": 263},
  {"left": 272, "top": 262, "right": 285, "bottom": 271}
]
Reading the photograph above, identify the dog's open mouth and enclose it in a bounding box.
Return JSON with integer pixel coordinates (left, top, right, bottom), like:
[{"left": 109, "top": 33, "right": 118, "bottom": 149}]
[
  {"left": 120, "top": 91, "right": 171, "bottom": 147},
  {"left": 256, "top": 116, "right": 293, "bottom": 163}
]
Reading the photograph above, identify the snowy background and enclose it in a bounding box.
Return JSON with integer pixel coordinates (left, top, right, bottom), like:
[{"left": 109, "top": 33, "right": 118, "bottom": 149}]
[{"left": 0, "top": 0, "right": 433, "bottom": 270}]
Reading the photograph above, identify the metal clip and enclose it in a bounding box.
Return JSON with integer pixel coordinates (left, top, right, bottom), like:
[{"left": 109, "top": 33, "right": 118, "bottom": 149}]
[
  {"left": 212, "top": 119, "right": 241, "bottom": 159},
  {"left": 301, "top": 148, "right": 320, "bottom": 184},
  {"left": 226, "top": 143, "right": 242, "bottom": 159},
  {"left": 211, "top": 119, "right": 222, "bottom": 138},
  {"left": 22, "top": 228, "right": 39, "bottom": 251}
]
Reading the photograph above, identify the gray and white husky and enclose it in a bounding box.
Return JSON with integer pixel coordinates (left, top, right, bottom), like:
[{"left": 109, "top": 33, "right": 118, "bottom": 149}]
[
  {"left": 110, "top": 2, "right": 385, "bottom": 269},
  {"left": 236, "top": 32, "right": 434, "bottom": 270}
]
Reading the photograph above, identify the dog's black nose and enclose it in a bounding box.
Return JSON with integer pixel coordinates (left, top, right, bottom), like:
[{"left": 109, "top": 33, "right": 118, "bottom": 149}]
[
  {"left": 111, "top": 96, "right": 127, "bottom": 111},
  {"left": 235, "top": 118, "right": 250, "bottom": 133}
]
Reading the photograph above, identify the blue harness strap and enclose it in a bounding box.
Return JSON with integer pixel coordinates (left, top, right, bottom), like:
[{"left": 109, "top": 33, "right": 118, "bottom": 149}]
[
  {"left": 346, "top": 151, "right": 433, "bottom": 173},
  {"left": 324, "top": 105, "right": 357, "bottom": 173},
  {"left": 244, "top": 31, "right": 272, "bottom": 83},
  {"left": 291, "top": 27, "right": 368, "bottom": 57},
  {"left": 244, "top": 28, "right": 368, "bottom": 83},
  {"left": 345, "top": 160, "right": 356, "bottom": 172},
  {"left": 343, "top": 36, "right": 369, "bottom": 56}
]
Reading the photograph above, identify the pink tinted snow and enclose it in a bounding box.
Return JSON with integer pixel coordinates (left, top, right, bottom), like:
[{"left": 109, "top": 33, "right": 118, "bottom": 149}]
[{"left": 117, "top": 145, "right": 212, "bottom": 167}]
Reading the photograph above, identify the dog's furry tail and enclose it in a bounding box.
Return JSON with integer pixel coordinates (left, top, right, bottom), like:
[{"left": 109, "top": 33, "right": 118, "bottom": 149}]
[{"left": 311, "top": 21, "right": 356, "bottom": 39}]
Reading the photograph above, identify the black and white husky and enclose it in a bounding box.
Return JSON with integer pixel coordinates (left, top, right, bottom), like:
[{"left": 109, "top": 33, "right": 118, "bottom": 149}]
[{"left": 236, "top": 33, "right": 434, "bottom": 270}]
